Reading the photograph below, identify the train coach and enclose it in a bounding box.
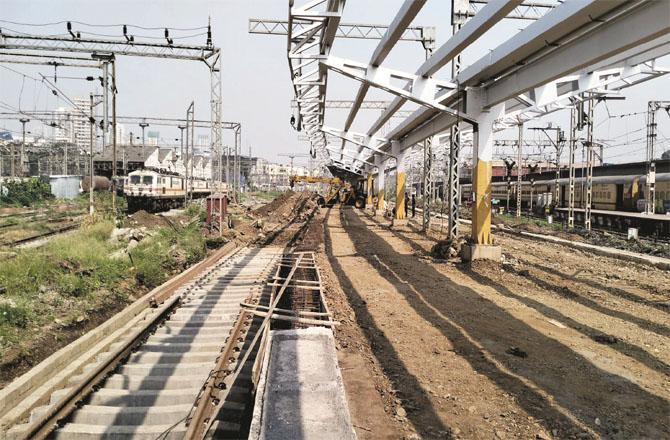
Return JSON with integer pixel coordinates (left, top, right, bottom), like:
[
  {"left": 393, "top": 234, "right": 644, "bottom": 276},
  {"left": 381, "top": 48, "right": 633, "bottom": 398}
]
[
  {"left": 462, "top": 173, "right": 670, "bottom": 213},
  {"left": 124, "top": 169, "right": 212, "bottom": 212},
  {"left": 460, "top": 173, "right": 670, "bottom": 237}
]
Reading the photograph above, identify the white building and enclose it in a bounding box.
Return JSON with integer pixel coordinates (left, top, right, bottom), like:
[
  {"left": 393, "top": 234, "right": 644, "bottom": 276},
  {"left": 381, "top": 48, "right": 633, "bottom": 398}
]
[{"left": 71, "top": 98, "right": 90, "bottom": 152}]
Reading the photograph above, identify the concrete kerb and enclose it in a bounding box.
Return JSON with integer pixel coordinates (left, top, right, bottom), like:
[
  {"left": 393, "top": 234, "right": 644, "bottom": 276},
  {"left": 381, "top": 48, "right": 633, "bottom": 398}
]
[
  {"left": 0, "top": 240, "right": 241, "bottom": 435},
  {"left": 513, "top": 229, "right": 670, "bottom": 271},
  {"left": 456, "top": 218, "right": 670, "bottom": 271}
]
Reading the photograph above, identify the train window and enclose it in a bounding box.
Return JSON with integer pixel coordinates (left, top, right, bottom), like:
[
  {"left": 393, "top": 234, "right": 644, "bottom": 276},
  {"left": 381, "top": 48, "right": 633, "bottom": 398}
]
[
  {"left": 142, "top": 176, "right": 153, "bottom": 185},
  {"left": 130, "top": 175, "right": 140, "bottom": 184}
]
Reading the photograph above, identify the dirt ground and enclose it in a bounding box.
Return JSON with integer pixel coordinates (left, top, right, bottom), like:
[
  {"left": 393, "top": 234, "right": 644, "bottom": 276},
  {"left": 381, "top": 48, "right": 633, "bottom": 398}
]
[{"left": 318, "top": 205, "right": 669, "bottom": 440}]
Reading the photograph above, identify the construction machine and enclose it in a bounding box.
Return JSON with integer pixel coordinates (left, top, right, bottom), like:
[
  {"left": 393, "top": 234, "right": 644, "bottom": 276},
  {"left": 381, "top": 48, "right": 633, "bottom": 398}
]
[{"left": 289, "top": 175, "right": 367, "bottom": 208}]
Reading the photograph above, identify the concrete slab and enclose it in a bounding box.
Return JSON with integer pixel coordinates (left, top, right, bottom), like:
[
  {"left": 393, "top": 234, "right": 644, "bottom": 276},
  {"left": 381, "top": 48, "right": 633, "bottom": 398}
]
[
  {"left": 461, "top": 244, "right": 502, "bottom": 262},
  {"left": 249, "top": 327, "right": 357, "bottom": 440},
  {"left": 391, "top": 218, "right": 408, "bottom": 227}
]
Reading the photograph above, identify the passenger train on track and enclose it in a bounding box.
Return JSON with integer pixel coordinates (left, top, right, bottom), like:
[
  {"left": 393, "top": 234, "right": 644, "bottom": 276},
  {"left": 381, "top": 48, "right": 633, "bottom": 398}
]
[
  {"left": 460, "top": 173, "right": 670, "bottom": 214},
  {"left": 459, "top": 170, "right": 670, "bottom": 237}
]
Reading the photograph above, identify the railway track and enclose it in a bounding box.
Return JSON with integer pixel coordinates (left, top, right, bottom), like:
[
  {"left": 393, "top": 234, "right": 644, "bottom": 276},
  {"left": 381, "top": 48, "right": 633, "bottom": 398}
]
[
  {"left": 3, "top": 194, "right": 323, "bottom": 440},
  {"left": 2, "top": 221, "right": 82, "bottom": 248},
  {"left": 8, "top": 246, "right": 283, "bottom": 440}
]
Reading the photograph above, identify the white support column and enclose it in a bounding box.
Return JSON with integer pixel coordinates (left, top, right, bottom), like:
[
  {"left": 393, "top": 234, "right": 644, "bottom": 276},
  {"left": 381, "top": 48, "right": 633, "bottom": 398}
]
[{"left": 463, "top": 88, "right": 504, "bottom": 261}]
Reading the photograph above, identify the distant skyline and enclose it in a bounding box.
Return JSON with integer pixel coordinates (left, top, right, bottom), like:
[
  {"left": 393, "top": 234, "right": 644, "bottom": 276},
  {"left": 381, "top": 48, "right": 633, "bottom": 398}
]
[{"left": 1, "top": 0, "right": 669, "bottom": 168}]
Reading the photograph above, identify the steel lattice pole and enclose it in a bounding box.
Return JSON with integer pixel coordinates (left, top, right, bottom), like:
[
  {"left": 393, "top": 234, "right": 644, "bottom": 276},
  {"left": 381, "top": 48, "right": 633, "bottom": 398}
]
[
  {"left": 516, "top": 122, "right": 523, "bottom": 218},
  {"left": 447, "top": 23, "right": 462, "bottom": 239},
  {"left": 567, "top": 104, "right": 578, "bottom": 229},
  {"left": 584, "top": 98, "right": 594, "bottom": 230}
]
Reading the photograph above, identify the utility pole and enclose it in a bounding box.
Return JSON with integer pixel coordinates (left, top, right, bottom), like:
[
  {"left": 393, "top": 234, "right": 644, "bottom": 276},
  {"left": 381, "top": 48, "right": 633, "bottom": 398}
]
[
  {"left": 178, "top": 124, "right": 187, "bottom": 158},
  {"left": 89, "top": 93, "right": 95, "bottom": 215},
  {"left": 185, "top": 102, "right": 194, "bottom": 202},
  {"left": 422, "top": 42, "right": 434, "bottom": 234},
  {"left": 567, "top": 99, "right": 580, "bottom": 229},
  {"left": 102, "top": 62, "right": 109, "bottom": 146},
  {"left": 19, "top": 118, "right": 29, "bottom": 177},
  {"left": 111, "top": 58, "right": 117, "bottom": 216},
  {"left": 447, "top": 11, "right": 464, "bottom": 240},
  {"left": 529, "top": 125, "right": 564, "bottom": 209},
  {"left": 646, "top": 101, "right": 670, "bottom": 214},
  {"left": 584, "top": 98, "right": 595, "bottom": 231},
  {"left": 516, "top": 122, "right": 523, "bottom": 217},
  {"left": 422, "top": 137, "right": 432, "bottom": 232},
  {"left": 126, "top": 131, "right": 132, "bottom": 176},
  {"left": 190, "top": 105, "right": 195, "bottom": 200},
  {"left": 139, "top": 122, "right": 149, "bottom": 158},
  {"left": 529, "top": 177, "right": 535, "bottom": 213}
]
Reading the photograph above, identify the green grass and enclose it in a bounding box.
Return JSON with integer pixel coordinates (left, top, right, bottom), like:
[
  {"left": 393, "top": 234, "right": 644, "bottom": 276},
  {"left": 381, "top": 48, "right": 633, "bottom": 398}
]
[
  {"left": 73, "top": 192, "right": 127, "bottom": 219},
  {"left": 496, "top": 213, "right": 564, "bottom": 231},
  {"left": 0, "top": 205, "right": 209, "bottom": 356},
  {"left": 0, "top": 178, "right": 53, "bottom": 207},
  {"left": 241, "top": 191, "right": 282, "bottom": 203},
  {"left": 129, "top": 220, "right": 206, "bottom": 289},
  {"left": 0, "top": 221, "right": 130, "bottom": 350}
]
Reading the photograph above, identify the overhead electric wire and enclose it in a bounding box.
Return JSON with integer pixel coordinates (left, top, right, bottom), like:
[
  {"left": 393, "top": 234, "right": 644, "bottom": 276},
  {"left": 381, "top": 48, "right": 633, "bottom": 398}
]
[
  {"left": 0, "top": 99, "right": 61, "bottom": 128},
  {"left": 0, "top": 63, "right": 41, "bottom": 82},
  {"left": 0, "top": 19, "right": 207, "bottom": 31},
  {"left": 38, "top": 74, "right": 89, "bottom": 119}
]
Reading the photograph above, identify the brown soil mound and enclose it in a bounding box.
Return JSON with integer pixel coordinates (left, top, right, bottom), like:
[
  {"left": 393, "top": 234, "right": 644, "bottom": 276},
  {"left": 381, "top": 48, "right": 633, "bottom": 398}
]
[
  {"left": 126, "top": 210, "right": 172, "bottom": 229},
  {"left": 252, "top": 191, "right": 299, "bottom": 218}
]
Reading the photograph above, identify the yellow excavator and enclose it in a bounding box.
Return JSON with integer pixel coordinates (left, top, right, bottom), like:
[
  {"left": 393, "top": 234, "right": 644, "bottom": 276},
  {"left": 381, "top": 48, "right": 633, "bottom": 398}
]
[{"left": 289, "top": 175, "right": 366, "bottom": 207}]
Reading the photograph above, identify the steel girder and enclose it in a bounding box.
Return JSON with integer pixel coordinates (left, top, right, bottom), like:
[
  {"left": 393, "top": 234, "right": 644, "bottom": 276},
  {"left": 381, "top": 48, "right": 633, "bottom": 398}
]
[
  {"left": 339, "top": 0, "right": 428, "bottom": 163},
  {"left": 361, "top": 0, "right": 670, "bottom": 167},
  {"left": 321, "top": 126, "right": 393, "bottom": 157},
  {"left": 496, "top": 44, "right": 670, "bottom": 129},
  {"left": 483, "top": 0, "right": 670, "bottom": 107},
  {"left": 287, "top": 0, "right": 346, "bottom": 159},
  {"left": 249, "top": 19, "right": 434, "bottom": 47},
  {"left": 368, "top": 0, "right": 524, "bottom": 137},
  {"left": 0, "top": 29, "right": 225, "bottom": 181},
  {"left": 321, "top": 56, "right": 462, "bottom": 116},
  {"left": 463, "top": 0, "right": 556, "bottom": 21},
  {"left": 291, "top": 99, "right": 391, "bottom": 109},
  {"left": 0, "top": 53, "right": 102, "bottom": 69},
  {"left": 0, "top": 32, "right": 218, "bottom": 61}
]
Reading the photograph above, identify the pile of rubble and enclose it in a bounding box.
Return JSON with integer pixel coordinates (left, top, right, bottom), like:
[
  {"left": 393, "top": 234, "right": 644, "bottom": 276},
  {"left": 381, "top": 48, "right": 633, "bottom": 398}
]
[
  {"left": 430, "top": 237, "right": 467, "bottom": 260},
  {"left": 109, "top": 227, "right": 155, "bottom": 254}
]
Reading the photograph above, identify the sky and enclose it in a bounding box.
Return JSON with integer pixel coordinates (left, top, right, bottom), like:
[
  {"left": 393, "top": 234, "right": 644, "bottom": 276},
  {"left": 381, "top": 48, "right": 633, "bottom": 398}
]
[{"left": 1, "top": 0, "right": 669, "bottom": 168}]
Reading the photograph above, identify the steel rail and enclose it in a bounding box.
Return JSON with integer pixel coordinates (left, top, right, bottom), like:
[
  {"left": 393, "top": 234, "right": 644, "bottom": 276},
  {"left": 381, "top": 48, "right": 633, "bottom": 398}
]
[
  {"left": 15, "top": 241, "right": 245, "bottom": 439},
  {"left": 21, "top": 294, "right": 182, "bottom": 440},
  {"left": 184, "top": 252, "right": 306, "bottom": 439}
]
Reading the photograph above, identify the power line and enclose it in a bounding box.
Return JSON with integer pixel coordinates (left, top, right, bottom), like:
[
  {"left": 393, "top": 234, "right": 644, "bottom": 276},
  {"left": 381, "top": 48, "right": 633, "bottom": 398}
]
[
  {"left": 38, "top": 74, "right": 89, "bottom": 118},
  {"left": 0, "top": 19, "right": 208, "bottom": 31},
  {"left": 0, "top": 63, "right": 41, "bottom": 82}
]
